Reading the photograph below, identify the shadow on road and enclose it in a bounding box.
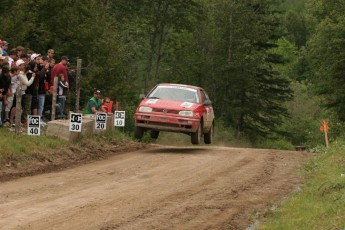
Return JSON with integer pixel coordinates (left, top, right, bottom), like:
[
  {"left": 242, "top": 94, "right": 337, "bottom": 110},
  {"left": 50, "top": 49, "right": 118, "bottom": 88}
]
[{"left": 143, "top": 147, "right": 209, "bottom": 154}]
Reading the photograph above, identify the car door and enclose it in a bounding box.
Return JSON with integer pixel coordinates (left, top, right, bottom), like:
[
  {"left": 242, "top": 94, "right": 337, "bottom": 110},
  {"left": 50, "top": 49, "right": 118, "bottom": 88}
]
[{"left": 200, "top": 89, "right": 214, "bottom": 130}]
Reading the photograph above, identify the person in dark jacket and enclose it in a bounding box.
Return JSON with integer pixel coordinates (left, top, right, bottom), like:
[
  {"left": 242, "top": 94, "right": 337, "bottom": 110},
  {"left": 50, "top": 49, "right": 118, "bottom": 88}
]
[
  {"left": 0, "top": 66, "right": 11, "bottom": 126},
  {"left": 45, "top": 57, "right": 55, "bottom": 87},
  {"left": 37, "top": 58, "right": 50, "bottom": 118},
  {"left": 23, "top": 54, "right": 39, "bottom": 119}
]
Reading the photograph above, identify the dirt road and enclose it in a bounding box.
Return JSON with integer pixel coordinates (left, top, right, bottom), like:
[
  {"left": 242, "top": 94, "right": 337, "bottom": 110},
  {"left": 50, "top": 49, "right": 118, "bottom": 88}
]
[{"left": 0, "top": 145, "right": 309, "bottom": 230}]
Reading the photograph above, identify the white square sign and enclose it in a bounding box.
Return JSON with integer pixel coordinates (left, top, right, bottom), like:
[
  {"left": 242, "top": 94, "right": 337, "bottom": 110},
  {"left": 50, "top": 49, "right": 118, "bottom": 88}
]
[
  {"left": 69, "top": 113, "right": 83, "bottom": 132},
  {"left": 28, "top": 115, "right": 40, "bottom": 136},
  {"left": 95, "top": 112, "right": 107, "bottom": 130},
  {"left": 114, "top": 111, "right": 125, "bottom": 127}
]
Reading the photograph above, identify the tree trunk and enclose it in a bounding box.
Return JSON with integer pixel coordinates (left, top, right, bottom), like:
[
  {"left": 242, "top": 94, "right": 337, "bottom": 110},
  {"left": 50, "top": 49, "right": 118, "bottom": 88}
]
[
  {"left": 144, "top": 0, "right": 163, "bottom": 94},
  {"left": 153, "top": 3, "right": 169, "bottom": 84}
]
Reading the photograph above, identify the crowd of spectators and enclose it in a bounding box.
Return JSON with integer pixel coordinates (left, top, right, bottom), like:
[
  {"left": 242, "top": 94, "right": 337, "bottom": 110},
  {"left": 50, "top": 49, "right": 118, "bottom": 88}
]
[{"left": 0, "top": 39, "right": 75, "bottom": 129}]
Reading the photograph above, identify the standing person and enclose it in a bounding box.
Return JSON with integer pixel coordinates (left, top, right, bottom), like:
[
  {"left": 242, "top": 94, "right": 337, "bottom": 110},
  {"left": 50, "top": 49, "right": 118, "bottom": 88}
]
[
  {"left": 9, "top": 60, "right": 36, "bottom": 126},
  {"left": 43, "top": 86, "right": 62, "bottom": 119},
  {"left": 85, "top": 89, "right": 107, "bottom": 114},
  {"left": 46, "top": 49, "right": 55, "bottom": 59},
  {"left": 4, "top": 66, "right": 20, "bottom": 125},
  {"left": 7, "top": 49, "right": 17, "bottom": 68},
  {"left": 15, "top": 53, "right": 29, "bottom": 67},
  {"left": 51, "top": 56, "right": 69, "bottom": 86},
  {"left": 57, "top": 73, "right": 68, "bottom": 116},
  {"left": 24, "top": 53, "right": 42, "bottom": 118},
  {"left": 1, "top": 41, "right": 9, "bottom": 56},
  {"left": 37, "top": 58, "right": 50, "bottom": 120},
  {"left": 0, "top": 56, "right": 9, "bottom": 72},
  {"left": 16, "top": 46, "right": 25, "bottom": 61},
  {"left": 45, "top": 57, "right": 55, "bottom": 87},
  {"left": 0, "top": 40, "right": 3, "bottom": 56},
  {"left": 0, "top": 66, "right": 11, "bottom": 126}
]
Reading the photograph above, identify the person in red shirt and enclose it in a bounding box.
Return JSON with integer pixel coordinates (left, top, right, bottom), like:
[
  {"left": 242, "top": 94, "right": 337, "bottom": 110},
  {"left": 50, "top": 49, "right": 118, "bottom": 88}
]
[
  {"left": 51, "top": 56, "right": 69, "bottom": 86},
  {"left": 101, "top": 97, "right": 113, "bottom": 114}
]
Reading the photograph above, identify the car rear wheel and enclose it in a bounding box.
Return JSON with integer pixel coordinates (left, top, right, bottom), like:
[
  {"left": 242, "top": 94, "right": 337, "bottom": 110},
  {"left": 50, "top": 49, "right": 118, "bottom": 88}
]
[
  {"left": 204, "top": 123, "right": 213, "bottom": 144},
  {"left": 150, "top": 130, "right": 160, "bottom": 139},
  {"left": 191, "top": 124, "right": 202, "bottom": 145},
  {"left": 134, "top": 126, "right": 144, "bottom": 139}
]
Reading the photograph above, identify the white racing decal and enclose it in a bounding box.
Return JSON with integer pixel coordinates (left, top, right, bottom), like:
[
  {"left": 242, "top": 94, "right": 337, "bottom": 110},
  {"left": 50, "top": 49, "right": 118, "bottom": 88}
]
[
  {"left": 180, "top": 102, "right": 194, "bottom": 108},
  {"left": 146, "top": 99, "right": 159, "bottom": 104}
]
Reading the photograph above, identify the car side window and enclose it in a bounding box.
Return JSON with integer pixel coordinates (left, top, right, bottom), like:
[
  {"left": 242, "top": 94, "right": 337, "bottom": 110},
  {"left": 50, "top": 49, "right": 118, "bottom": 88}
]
[{"left": 200, "top": 90, "right": 207, "bottom": 103}]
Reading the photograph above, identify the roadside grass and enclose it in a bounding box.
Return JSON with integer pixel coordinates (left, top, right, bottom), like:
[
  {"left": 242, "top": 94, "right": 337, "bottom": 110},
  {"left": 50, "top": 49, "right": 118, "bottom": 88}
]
[
  {"left": 0, "top": 127, "right": 131, "bottom": 166},
  {"left": 257, "top": 138, "right": 295, "bottom": 151},
  {"left": 259, "top": 141, "right": 345, "bottom": 230},
  {"left": 0, "top": 128, "right": 70, "bottom": 165},
  {"left": 88, "top": 127, "right": 131, "bottom": 144}
]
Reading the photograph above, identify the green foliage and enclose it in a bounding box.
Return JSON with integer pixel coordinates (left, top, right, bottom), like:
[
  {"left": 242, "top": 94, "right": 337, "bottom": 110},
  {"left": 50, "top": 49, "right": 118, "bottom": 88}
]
[
  {"left": 282, "top": 81, "right": 325, "bottom": 147},
  {"left": 1, "top": 0, "right": 343, "bottom": 146},
  {"left": 259, "top": 141, "right": 345, "bottom": 229},
  {"left": 306, "top": 0, "right": 345, "bottom": 121},
  {"left": 120, "top": 101, "right": 140, "bottom": 135},
  {"left": 284, "top": 11, "right": 308, "bottom": 47},
  {"left": 279, "top": 0, "right": 307, "bottom": 13},
  {"left": 194, "top": 0, "right": 294, "bottom": 141}
]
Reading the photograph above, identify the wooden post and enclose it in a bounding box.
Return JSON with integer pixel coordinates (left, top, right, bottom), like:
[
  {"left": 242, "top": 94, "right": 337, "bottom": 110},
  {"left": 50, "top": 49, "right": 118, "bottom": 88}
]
[
  {"left": 51, "top": 77, "right": 58, "bottom": 120},
  {"left": 115, "top": 101, "right": 120, "bottom": 111},
  {"left": 15, "top": 84, "right": 22, "bottom": 135},
  {"left": 323, "top": 120, "right": 329, "bottom": 148},
  {"left": 75, "top": 59, "right": 82, "bottom": 112}
]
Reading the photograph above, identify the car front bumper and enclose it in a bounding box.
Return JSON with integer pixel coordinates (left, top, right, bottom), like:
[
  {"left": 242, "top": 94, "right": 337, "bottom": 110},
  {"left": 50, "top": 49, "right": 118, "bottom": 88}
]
[{"left": 135, "top": 113, "right": 200, "bottom": 133}]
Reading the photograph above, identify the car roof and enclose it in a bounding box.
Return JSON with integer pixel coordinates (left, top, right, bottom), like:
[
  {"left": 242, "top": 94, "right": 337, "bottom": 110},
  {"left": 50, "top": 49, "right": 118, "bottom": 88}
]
[{"left": 157, "top": 83, "right": 201, "bottom": 90}]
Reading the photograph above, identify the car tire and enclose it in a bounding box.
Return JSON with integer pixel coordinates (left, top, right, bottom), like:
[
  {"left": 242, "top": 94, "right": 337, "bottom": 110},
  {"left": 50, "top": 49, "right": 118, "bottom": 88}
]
[
  {"left": 204, "top": 123, "right": 213, "bottom": 144},
  {"left": 134, "top": 126, "right": 144, "bottom": 139},
  {"left": 191, "top": 124, "right": 202, "bottom": 145},
  {"left": 150, "top": 130, "right": 160, "bottom": 139}
]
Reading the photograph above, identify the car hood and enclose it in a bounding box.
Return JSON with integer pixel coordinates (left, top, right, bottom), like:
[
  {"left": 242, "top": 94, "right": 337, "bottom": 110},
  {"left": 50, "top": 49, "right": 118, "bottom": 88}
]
[{"left": 141, "top": 98, "right": 198, "bottom": 110}]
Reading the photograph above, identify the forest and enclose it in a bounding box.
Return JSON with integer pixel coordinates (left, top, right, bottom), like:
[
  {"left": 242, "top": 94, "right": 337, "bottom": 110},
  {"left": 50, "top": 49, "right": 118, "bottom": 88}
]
[{"left": 1, "top": 0, "right": 344, "bottom": 148}]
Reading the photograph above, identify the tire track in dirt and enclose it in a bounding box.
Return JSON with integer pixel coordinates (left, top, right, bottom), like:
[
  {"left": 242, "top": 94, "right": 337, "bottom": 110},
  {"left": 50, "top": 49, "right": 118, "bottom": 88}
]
[{"left": 0, "top": 146, "right": 310, "bottom": 230}]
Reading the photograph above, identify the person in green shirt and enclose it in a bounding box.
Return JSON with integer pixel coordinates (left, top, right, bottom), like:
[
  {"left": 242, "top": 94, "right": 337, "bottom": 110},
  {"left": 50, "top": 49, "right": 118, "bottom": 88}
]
[{"left": 85, "top": 89, "right": 107, "bottom": 114}]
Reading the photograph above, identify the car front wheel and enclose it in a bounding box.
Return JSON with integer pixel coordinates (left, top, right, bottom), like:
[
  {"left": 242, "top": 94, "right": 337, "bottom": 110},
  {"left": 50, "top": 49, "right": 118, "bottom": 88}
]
[
  {"left": 134, "top": 126, "right": 144, "bottom": 139},
  {"left": 204, "top": 123, "right": 213, "bottom": 144},
  {"left": 191, "top": 124, "right": 202, "bottom": 145}
]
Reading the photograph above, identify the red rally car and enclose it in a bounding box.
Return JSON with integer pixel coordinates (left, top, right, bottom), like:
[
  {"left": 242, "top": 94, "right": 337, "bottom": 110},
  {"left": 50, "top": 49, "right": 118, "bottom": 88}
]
[{"left": 134, "top": 83, "right": 215, "bottom": 144}]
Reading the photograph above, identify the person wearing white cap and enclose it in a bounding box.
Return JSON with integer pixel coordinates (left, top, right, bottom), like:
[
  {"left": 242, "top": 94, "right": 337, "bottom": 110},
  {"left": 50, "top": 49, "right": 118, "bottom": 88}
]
[
  {"left": 24, "top": 53, "right": 45, "bottom": 117},
  {"left": 9, "top": 59, "right": 36, "bottom": 125},
  {"left": 30, "top": 53, "right": 41, "bottom": 61}
]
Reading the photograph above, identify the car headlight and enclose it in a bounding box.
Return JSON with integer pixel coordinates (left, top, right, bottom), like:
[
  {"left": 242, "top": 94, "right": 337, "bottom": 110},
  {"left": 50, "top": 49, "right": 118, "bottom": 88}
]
[
  {"left": 139, "top": 106, "right": 152, "bottom": 112},
  {"left": 179, "top": 110, "right": 194, "bottom": 117}
]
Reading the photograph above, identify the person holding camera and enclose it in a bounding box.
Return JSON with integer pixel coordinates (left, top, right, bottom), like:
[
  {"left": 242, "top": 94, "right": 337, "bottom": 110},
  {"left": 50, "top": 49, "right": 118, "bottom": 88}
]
[{"left": 9, "top": 59, "right": 36, "bottom": 126}]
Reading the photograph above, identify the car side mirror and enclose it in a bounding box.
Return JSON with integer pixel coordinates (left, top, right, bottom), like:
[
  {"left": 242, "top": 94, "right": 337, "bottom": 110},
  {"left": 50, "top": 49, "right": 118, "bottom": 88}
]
[
  {"left": 139, "top": 94, "right": 145, "bottom": 99},
  {"left": 203, "top": 99, "right": 212, "bottom": 106}
]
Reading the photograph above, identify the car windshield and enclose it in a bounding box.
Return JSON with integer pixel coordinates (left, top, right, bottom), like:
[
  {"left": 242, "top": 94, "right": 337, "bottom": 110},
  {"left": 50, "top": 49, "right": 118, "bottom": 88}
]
[{"left": 148, "top": 85, "right": 199, "bottom": 103}]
